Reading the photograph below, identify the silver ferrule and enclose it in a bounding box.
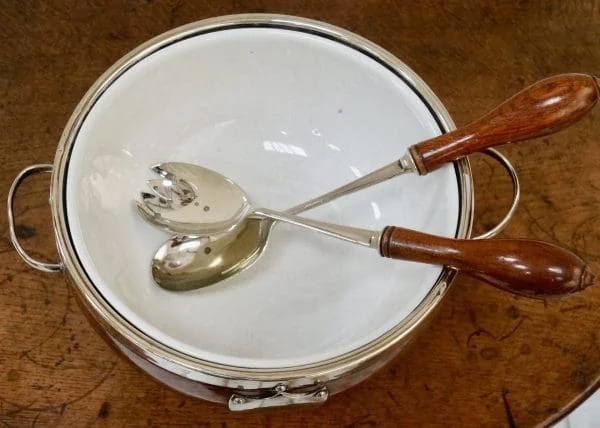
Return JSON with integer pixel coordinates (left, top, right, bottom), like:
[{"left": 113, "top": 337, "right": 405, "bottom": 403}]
[{"left": 288, "top": 154, "right": 416, "bottom": 215}]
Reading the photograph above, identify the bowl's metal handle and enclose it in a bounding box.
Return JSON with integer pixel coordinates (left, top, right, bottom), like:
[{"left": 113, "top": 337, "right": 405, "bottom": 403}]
[
  {"left": 8, "top": 164, "right": 62, "bottom": 273},
  {"left": 472, "top": 148, "right": 520, "bottom": 240}
]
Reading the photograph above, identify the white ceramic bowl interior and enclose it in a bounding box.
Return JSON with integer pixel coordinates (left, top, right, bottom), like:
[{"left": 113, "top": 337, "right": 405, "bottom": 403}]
[{"left": 65, "top": 26, "right": 459, "bottom": 368}]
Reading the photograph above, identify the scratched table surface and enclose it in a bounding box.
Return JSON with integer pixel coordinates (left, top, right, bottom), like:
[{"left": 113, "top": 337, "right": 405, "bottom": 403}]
[{"left": 1, "top": 1, "right": 600, "bottom": 427}]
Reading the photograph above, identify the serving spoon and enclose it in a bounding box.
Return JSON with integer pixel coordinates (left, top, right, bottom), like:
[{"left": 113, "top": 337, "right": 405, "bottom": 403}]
[
  {"left": 138, "top": 74, "right": 599, "bottom": 291},
  {"left": 142, "top": 163, "right": 593, "bottom": 296}
]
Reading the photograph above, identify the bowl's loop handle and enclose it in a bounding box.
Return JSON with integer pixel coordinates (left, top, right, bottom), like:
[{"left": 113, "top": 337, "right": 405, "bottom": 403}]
[
  {"left": 8, "top": 164, "right": 62, "bottom": 273},
  {"left": 471, "top": 148, "right": 520, "bottom": 240}
]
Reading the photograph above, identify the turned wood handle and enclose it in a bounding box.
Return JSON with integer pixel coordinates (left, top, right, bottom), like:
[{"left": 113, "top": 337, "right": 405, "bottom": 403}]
[
  {"left": 379, "top": 226, "right": 594, "bottom": 297},
  {"left": 409, "top": 73, "right": 600, "bottom": 174}
]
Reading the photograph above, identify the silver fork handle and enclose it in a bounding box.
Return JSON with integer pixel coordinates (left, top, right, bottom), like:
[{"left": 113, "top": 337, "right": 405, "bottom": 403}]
[{"left": 287, "top": 153, "right": 416, "bottom": 215}]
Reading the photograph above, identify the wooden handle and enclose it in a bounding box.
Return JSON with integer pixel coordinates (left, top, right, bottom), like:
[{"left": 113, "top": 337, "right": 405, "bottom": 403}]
[
  {"left": 409, "top": 73, "right": 600, "bottom": 174},
  {"left": 379, "top": 226, "right": 594, "bottom": 297}
]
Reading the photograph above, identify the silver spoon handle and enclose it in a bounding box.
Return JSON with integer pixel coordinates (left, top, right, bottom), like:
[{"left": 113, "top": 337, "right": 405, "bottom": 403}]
[
  {"left": 286, "top": 154, "right": 416, "bottom": 215},
  {"left": 255, "top": 207, "right": 594, "bottom": 298},
  {"left": 252, "top": 208, "right": 380, "bottom": 248}
]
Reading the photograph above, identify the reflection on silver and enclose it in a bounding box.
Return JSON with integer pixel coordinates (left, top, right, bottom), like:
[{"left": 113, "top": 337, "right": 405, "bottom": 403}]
[{"left": 135, "top": 162, "right": 249, "bottom": 235}]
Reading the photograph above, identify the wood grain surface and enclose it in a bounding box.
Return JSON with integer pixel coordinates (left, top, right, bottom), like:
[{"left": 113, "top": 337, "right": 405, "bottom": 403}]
[{"left": 1, "top": 1, "right": 600, "bottom": 427}]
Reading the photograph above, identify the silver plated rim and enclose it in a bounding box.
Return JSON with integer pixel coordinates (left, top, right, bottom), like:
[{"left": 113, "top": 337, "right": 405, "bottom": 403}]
[{"left": 49, "top": 14, "right": 474, "bottom": 386}]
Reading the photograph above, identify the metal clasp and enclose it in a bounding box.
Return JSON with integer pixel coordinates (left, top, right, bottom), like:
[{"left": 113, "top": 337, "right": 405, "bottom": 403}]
[{"left": 228, "top": 384, "right": 329, "bottom": 411}]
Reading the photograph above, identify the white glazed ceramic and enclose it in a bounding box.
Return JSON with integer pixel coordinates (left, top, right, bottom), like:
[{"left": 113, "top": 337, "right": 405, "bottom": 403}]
[
  {"left": 65, "top": 25, "right": 459, "bottom": 369},
  {"left": 11, "top": 14, "right": 479, "bottom": 408}
]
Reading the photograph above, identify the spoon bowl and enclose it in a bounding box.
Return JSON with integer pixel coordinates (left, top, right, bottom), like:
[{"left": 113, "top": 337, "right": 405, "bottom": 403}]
[{"left": 152, "top": 219, "right": 269, "bottom": 291}]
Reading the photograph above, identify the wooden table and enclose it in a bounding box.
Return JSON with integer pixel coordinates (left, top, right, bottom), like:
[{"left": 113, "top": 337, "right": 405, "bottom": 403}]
[{"left": 1, "top": 1, "right": 600, "bottom": 426}]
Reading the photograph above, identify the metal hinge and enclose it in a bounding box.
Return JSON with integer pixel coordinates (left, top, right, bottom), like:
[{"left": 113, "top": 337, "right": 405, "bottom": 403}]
[{"left": 228, "top": 384, "right": 329, "bottom": 411}]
